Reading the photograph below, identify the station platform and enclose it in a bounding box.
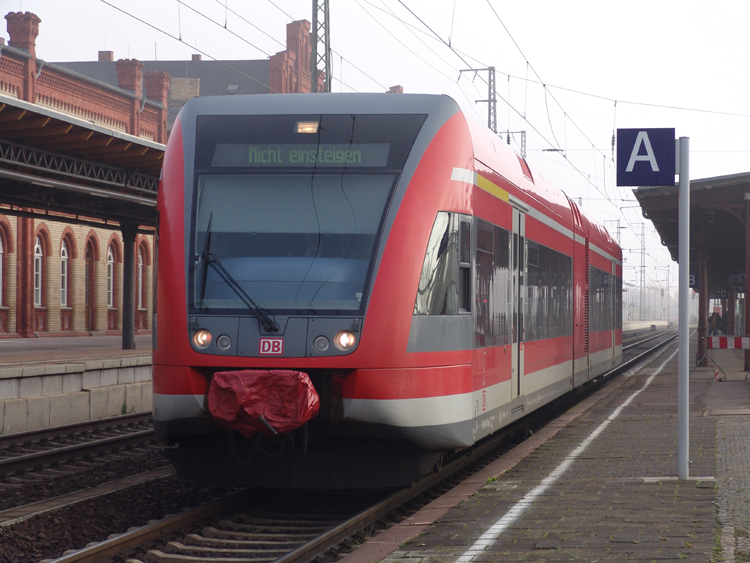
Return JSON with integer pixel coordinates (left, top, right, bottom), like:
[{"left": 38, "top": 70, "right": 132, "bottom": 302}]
[
  {"left": 0, "top": 335, "right": 153, "bottom": 435},
  {"left": 0, "top": 334, "right": 152, "bottom": 366},
  {"left": 342, "top": 331, "right": 750, "bottom": 563}
]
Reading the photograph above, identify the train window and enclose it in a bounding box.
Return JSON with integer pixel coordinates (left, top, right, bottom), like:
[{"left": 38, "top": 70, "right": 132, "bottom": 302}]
[
  {"left": 526, "top": 241, "right": 539, "bottom": 268},
  {"left": 414, "top": 212, "right": 473, "bottom": 315},
  {"left": 524, "top": 241, "right": 573, "bottom": 341},
  {"left": 459, "top": 221, "right": 471, "bottom": 265},
  {"left": 494, "top": 226, "right": 511, "bottom": 344},
  {"left": 191, "top": 112, "right": 427, "bottom": 315},
  {"left": 590, "top": 266, "right": 619, "bottom": 332},
  {"left": 193, "top": 173, "right": 394, "bottom": 313},
  {"left": 459, "top": 268, "right": 471, "bottom": 313},
  {"left": 459, "top": 220, "right": 472, "bottom": 312},
  {"left": 474, "top": 219, "right": 511, "bottom": 347},
  {"left": 615, "top": 273, "right": 622, "bottom": 329}
]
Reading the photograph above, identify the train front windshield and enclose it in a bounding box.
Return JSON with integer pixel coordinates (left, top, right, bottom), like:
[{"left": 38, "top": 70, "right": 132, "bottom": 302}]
[{"left": 191, "top": 113, "right": 426, "bottom": 315}]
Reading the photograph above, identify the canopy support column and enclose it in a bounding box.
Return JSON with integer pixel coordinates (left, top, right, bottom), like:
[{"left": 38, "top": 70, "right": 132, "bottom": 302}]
[
  {"left": 122, "top": 222, "right": 137, "bottom": 350},
  {"left": 696, "top": 214, "right": 708, "bottom": 367}
]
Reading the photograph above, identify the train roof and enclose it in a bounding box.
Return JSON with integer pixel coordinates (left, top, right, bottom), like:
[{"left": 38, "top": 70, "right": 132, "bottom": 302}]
[
  {"left": 462, "top": 105, "right": 618, "bottom": 256},
  {"left": 179, "top": 91, "right": 459, "bottom": 117}
]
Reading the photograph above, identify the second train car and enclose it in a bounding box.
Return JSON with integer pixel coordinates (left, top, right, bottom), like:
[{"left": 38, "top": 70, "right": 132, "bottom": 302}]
[{"left": 153, "top": 93, "right": 622, "bottom": 488}]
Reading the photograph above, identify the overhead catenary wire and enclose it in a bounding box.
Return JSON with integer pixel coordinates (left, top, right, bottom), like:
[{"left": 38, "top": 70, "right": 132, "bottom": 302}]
[
  {"left": 393, "top": 2, "right": 618, "bottom": 209},
  {"left": 102, "top": 0, "right": 372, "bottom": 96},
  {"left": 180, "top": 0, "right": 371, "bottom": 92},
  {"left": 215, "top": 0, "right": 384, "bottom": 92},
  {"left": 476, "top": 1, "right": 661, "bottom": 235},
  {"left": 354, "top": 0, "right": 485, "bottom": 115},
  {"left": 177, "top": 0, "right": 271, "bottom": 59},
  {"left": 424, "top": 10, "right": 618, "bottom": 210},
  {"left": 100, "top": 0, "right": 281, "bottom": 93},
  {"left": 363, "top": 1, "right": 510, "bottom": 128},
  {"left": 479, "top": 0, "right": 646, "bottom": 219},
  {"left": 383, "top": 2, "right": 677, "bottom": 282}
]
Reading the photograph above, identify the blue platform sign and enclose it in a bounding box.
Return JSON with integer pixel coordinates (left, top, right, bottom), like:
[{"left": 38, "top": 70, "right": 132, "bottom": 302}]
[{"left": 616, "top": 128, "right": 675, "bottom": 187}]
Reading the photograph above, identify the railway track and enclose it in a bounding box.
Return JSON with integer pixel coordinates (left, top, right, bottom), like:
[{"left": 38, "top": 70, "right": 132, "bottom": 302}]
[
  {"left": 43, "top": 329, "right": 677, "bottom": 563},
  {"left": 0, "top": 413, "right": 155, "bottom": 474},
  {"left": 623, "top": 326, "right": 675, "bottom": 349}
]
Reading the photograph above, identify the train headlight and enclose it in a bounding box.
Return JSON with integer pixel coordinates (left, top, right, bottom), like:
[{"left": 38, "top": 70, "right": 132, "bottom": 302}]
[
  {"left": 295, "top": 121, "right": 319, "bottom": 134},
  {"left": 313, "top": 335, "right": 330, "bottom": 352},
  {"left": 216, "top": 334, "right": 232, "bottom": 351},
  {"left": 193, "top": 329, "right": 212, "bottom": 349},
  {"left": 334, "top": 330, "right": 356, "bottom": 351}
]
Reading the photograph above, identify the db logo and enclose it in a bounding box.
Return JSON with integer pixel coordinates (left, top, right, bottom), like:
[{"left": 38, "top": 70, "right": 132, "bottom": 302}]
[{"left": 259, "top": 338, "right": 284, "bottom": 355}]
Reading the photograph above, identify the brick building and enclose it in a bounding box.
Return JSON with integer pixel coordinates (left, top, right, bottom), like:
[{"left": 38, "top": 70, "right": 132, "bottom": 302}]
[
  {"left": 54, "top": 19, "right": 324, "bottom": 131},
  {"left": 0, "top": 11, "right": 325, "bottom": 338},
  {"left": 0, "top": 12, "right": 166, "bottom": 338}
]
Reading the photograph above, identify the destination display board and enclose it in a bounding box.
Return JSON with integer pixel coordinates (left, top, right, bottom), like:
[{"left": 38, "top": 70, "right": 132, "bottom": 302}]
[{"left": 212, "top": 143, "right": 391, "bottom": 168}]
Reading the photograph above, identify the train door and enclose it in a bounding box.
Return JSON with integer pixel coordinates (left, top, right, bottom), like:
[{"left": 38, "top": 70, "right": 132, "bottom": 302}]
[
  {"left": 611, "top": 260, "right": 617, "bottom": 357},
  {"left": 572, "top": 237, "right": 588, "bottom": 387},
  {"left": 584, "top": 241, "right": 590, "bottom": 379},
  {"left": 511, "top": 209, "right": 525, "bottom": 400}
]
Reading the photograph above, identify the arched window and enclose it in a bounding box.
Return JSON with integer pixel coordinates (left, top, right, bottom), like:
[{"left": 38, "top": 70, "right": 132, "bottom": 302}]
[
  {"left": 34, "top": 236, "right": 43, "bottom": 307},
  {"left": 60, "top": 241, "right": 69, "bottom": 307},
  {"left": 107, "top": 246, "right": 115, "bottom": 307},
  {"left": 85, "top": 241, "right": 94, "bottom": 331},
  {"left": 137, "top": 248, "right": 144, "bottom": 308}
]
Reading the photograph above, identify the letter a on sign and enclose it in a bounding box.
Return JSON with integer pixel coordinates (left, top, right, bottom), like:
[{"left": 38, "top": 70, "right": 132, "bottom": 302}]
[
  {"left": 626, "top": 131, "right": 659, "bottom": 172},
  {"left": 616, "top": 128, "right": 675, "bottom": 187}
]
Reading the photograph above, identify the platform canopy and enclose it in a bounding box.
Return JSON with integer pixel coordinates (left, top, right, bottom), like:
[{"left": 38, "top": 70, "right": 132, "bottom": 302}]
[
  {"left": 634, "top": 172, "right": 750, "bottom": 294},
  {"left": 0, "top": 94, "right": 164, "bottom": 228}
]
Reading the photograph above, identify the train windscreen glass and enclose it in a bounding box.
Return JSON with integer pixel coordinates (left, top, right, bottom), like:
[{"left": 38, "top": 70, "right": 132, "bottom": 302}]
[{"left": 191, "top": 113, "right": 426, "bottom": 315}]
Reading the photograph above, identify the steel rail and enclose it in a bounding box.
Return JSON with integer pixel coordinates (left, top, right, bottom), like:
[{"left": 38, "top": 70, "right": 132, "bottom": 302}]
[
  {"left": 0, "top": 429, "right": 155, "bottom": 473},
  {"left": 0, "top": 412, "right": 153, "bottom": 449},
  {"left": 47, "top": 491, "right": 250, "bottom": 563},
  {"left": 623, "top": 328, "right": 677, "bottom": 352}
]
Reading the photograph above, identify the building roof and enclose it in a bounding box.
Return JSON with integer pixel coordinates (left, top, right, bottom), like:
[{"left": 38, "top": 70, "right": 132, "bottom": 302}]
[
  {"left": 54, "top": 59, "right": 271, "bottom": 97},
  {"left": 0, "top": 94, "right": 162, "bottom": 227},
  {"left": 634, "top": 172, "right": 750, "bottom": 292},
  {"left": 54, "top": 58, "right": 272, "bottom": 130}
]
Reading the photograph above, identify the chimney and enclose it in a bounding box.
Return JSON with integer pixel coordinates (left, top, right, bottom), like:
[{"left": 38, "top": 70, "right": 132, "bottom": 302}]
[
  {"left": 98, "top": 50, "right": 114, "bottom": 62},
  {"left": 191, "top": 54, "right": 202, "bottom": 61},
  {"left": 115, "top": 58, "right": 144, "bottom": 98},
  {"left": 144, "top": 71, "right": 171, "bottom": 107},
  {"left": 387, "top": 85, "right": 404, "bottom": 94},
  {"left": 5, "top": 11, "right": 41, "bottom": 57}
]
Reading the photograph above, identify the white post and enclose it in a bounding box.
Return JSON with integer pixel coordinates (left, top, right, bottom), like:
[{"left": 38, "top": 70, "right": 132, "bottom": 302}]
[{"left": 677, "top": 137, "right": 690, "bottom": 479}]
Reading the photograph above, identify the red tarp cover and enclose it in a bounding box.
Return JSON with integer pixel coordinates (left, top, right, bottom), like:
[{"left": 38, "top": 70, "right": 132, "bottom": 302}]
[{"left": 208, "top": 370, "right": 320, "bottom": 438}]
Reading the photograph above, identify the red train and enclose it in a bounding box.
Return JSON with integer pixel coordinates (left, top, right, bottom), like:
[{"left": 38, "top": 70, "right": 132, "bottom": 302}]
[{"left": 153, "top": 93, "right": 622, "bottom": 488}]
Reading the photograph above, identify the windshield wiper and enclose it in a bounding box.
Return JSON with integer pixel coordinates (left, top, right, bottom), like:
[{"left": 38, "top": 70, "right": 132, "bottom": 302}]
[
  {"left": 198, "top": 214, "right": 279, "bottom": 333},
  {"left": 198, "top": 213, "right": 213, "bottom": 309}
]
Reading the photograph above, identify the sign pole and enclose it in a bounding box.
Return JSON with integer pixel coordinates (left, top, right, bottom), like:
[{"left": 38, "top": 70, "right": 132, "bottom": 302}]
[
  {"left": 677, "top": 137, "right": 690, "bottom": 479},
  {"left": 615, "top": 127, "right": 687, "bottom": 479}
]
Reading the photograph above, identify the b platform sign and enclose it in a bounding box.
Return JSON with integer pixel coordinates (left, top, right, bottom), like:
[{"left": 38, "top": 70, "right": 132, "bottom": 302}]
[{"left": 616, "top": 128, "right": 675, "bottom": 187}]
